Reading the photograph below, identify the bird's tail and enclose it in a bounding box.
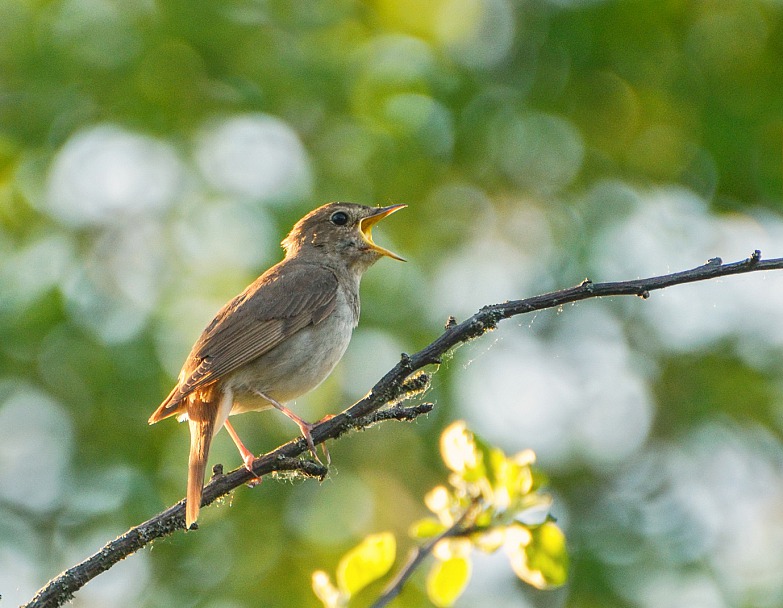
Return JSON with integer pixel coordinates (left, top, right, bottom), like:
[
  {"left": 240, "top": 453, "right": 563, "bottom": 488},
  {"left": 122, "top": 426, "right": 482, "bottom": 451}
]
[{"left": 186, "top": 398, "right": 216, "bottom": 529}]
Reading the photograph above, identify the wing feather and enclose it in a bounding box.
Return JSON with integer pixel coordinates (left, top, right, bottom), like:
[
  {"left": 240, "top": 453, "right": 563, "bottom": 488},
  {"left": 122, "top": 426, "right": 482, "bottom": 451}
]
[{"left": 154, "top": 262, "right": 339, "bottom": 416}]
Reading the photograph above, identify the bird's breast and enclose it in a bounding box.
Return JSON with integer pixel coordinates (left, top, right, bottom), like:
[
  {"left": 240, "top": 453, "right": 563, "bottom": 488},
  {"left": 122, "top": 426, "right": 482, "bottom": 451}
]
[{"left": 226, "top": 285, "right": 358, "bottom": 413}]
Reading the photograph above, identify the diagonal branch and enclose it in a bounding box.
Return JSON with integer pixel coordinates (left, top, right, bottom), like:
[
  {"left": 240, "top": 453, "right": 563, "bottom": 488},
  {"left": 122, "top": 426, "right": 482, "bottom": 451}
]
[
  {"left": 371, "top": 499, "right": 482, "bottom": 608},
  {"left": 23, "top": 251, "right": 783, "bottom": 608}
]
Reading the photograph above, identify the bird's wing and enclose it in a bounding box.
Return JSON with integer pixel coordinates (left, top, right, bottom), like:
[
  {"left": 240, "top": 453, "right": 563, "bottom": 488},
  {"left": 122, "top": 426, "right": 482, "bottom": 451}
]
[{"left": 151, "top": 263, "right": 338, "bottom": 419}]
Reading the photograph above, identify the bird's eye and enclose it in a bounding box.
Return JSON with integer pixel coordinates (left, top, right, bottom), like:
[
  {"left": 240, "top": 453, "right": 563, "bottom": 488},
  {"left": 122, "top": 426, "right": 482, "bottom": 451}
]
[{"left": 330, "top": 211, "right": 349, "bottom": 226}]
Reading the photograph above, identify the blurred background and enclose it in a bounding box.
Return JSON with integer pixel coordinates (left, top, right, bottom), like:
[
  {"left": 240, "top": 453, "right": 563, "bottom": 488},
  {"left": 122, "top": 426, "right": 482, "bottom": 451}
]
[{"left": 2, "top": 0, "right": 783, "bottom": 606}]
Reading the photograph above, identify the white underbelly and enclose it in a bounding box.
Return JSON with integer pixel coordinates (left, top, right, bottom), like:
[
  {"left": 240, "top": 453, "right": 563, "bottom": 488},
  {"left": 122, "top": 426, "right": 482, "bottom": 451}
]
[{"left": 224, "top": 289, "right": 357, "bottom": 414}]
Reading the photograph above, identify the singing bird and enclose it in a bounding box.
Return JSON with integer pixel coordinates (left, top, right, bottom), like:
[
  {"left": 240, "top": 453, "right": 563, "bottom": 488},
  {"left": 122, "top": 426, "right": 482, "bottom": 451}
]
[{"left": 149, "top": 203, "right": 405, "bottom": 528}]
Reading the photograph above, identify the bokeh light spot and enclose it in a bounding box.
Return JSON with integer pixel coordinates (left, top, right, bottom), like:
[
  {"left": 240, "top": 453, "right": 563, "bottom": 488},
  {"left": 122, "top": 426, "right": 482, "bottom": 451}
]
[
  {"left": 383, "top": 93, "right": 454, "bottom": 157},
  {"left": 45, "top": 125, "right": 185, "bottom": 227},
  {"left": 0, "top": 385, "right": 73, "bottom": 512},
  {"left": 435, "top": 0, "right": 515, "bottom": 68},
  {"left": 50, "top": 0, "right": 145, "bottom": 68},
  {"left": 500, "top": 112, "right": 584, "bottom": 194},
  {"left": 287, "top": 473, "right": 375, "bottom": 546},
  {"left": 195, "top": 114, "right": 312, "bottom": 203}
]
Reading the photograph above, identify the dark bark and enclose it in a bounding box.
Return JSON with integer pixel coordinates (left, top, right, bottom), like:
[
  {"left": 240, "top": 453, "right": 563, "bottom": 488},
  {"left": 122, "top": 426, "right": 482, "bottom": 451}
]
[{"left": 23, "top": 251, "right": 783, "bottom": 608}]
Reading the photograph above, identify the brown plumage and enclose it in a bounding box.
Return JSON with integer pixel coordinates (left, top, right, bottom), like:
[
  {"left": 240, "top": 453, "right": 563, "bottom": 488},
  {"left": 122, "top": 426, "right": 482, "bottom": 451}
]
[{"left": 149, "top": 202, "right": 405, "bottom": 528}]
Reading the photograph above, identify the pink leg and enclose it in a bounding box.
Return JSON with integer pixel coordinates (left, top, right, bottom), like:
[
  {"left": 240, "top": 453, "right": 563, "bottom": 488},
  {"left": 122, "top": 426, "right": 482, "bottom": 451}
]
[
  {"left": 224, "top": 419, "right": 260, "bottom": 481},
  {"left": 253, "top": 390, "right": 322, "bottom": 462}
]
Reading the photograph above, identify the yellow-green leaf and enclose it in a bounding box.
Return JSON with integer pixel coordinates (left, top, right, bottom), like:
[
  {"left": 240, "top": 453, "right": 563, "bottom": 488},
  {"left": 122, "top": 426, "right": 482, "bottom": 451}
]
[
  {"left": 409, "top": 517, "right": 447, "bottom": 539},
  {"left": 499, "top": 454, "right": 535, "bottom": 502},
  {"left": 508, "top": 523, "right": 568, "bottom": 589},
  {"left": 426, "top": 556, "right": 472, "bottom": 607},
  {"left": 336, "top": 532, "right": 397, "bottom": 597},
  {"left": 473, "top": 438, "right": 501, "bottom": 486}
]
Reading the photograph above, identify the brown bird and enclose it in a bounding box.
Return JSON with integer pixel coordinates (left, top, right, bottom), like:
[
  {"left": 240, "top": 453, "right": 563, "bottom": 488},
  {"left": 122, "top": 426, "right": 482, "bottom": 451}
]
[{"left": 149, "top": 202, "right": 405, "bottom": 528}]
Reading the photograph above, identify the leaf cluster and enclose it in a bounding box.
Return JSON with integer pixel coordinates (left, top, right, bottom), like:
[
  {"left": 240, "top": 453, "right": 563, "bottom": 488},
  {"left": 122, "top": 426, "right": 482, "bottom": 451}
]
[{"left": 313, "top": 421, "right": 568, "bottom": 607}]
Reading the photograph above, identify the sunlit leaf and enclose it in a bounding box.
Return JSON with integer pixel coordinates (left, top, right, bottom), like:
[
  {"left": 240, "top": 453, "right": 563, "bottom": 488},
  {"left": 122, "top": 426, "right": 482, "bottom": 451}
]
[
  {"left": 312, "top": 570, "right": 343, "bottom": 608},
  {"left": 529, "top": 466, "right": 548, "bottom": 493},
  {"left": 336, "top": 532, "right": 397, "bottom": 597},
  {"left": 432, "top": 537, "right": 472, "bottom": 560},
  {"left": 424, "top": 485, "right": 453, "bottom": 520},
  {"left": 507, "top": 457, "right": 534, "bottom": 498},
  {"left": 426, "top": 556, "right": 472, "bottom": 607},
  {"left": 410, "top": 517, "right": 447, "bottom": 538},
  {"left": 474, "top": 509, "right": 493, "bottom": 528},
  {"left": 507, "top": 523, "right": 568, "bottom": 589},
  {"left": 514, "top": 494, "right": 553, "bottom": 526},
  {"left": 470, "top": 433, "right": 497, "bottom": 485},
  {"left": 472, "top": 528, "right": 506, "bottom": 553},
  {"left": 488, "top": 445, "right": 508, "bottom": 491},
  {"left": 440, "top": 421, "right": 483, "bottom": 479},
  {"left": 511, "top": 449, "right": 536, "bottom": 467}
]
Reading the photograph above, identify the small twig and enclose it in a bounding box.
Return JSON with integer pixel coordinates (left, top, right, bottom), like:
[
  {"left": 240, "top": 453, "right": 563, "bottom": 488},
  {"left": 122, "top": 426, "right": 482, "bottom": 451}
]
[
  {"left": 359, "top": 402, "right": 435, "bottom": 425},
  {"left": 23, "top": 252, "right": 783, "bottom": 608},
  {"left": 371, "top": 501, "right": 481, "bottom": 608},
  {"left": 273, "top": 457, "right": 328, "bottom": 479}
]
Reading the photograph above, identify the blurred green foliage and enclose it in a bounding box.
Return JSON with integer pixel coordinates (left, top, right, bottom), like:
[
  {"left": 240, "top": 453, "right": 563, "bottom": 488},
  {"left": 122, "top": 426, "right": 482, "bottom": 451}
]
[{"left": 2, "top": 0, "right": 783, "bottom": 607}]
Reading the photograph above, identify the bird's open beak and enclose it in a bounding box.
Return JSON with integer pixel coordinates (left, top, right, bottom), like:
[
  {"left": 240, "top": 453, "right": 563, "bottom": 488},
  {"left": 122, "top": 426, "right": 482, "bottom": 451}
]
[{"left": 360, "top": 204, "right": 407, "bottom": 261}]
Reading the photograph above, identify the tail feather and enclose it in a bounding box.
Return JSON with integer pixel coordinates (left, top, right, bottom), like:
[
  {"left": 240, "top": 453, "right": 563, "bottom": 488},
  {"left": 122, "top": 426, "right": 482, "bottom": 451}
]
[
  {"left": 186, "top": 398, "right": 216, "bottom": 529},
  {"left": 148, "top": 384, "right": 185, "bottom": 424}
]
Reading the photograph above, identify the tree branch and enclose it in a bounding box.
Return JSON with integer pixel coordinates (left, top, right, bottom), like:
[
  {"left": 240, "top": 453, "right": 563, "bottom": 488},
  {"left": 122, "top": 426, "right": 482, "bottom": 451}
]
[
  {"left": 23, "top": 251, "right": 783, "bottom": 608},
  {"left": 371, "top": 500, "right": 482, "bottom": 608}
]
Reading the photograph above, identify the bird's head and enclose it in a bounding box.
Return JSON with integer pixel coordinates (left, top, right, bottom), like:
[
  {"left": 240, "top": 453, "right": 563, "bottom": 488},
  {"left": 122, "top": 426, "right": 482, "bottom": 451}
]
[{"left": 282, "top": 202, "right": 406, "bottom": 271}]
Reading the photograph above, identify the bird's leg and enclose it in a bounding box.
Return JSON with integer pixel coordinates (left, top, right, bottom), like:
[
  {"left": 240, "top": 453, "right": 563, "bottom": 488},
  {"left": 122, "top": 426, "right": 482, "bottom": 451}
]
[
  {"left": 253, "top": 390, "right": 321, "bottom": 463},
  {"left": 317, "top": 415, "right": 333, "bottom": 465},
  {"left": 224, "top": 419, "right": 262, "bottom": 485}
]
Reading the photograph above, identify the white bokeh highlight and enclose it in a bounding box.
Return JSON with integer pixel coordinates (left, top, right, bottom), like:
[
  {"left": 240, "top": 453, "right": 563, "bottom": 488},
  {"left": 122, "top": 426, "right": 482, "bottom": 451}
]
[
  {"left": 0, "top": 544, "right": 39, "bottom": 607},
  {"left": 422, "top": 184, "right": 559, "bottom": 297},
  {"left": 69, "top": 528, "right": 151, "bottom": 608},
  {"left": 594, "top": 187, "right": 783, "bottom": 357},
  {"left": 342, "top": 329, "right": 407, "bottom": 400},
  {"left": 195, "top": 114, "right": 312, "bottom": 202},
  {"left": 0, "top": 386, "right": 73, "bottom": 512},
  {"left": 172, "top": 198, "right": 275, "bottom": 274},
  {"left": 595, "top": 423, "right": 783, "bottom": 607},
  {"left": 0, "top": 233, "right": 75, "bottom": 314},
  {"left": 456, "top": 307, "right": 653, "bottom": 469},
  {"left": 61, "top": 220, "right": 168, "bottom": 343},
  {"left": 45, "top": 125, "right": 185, "bottom": 226}
]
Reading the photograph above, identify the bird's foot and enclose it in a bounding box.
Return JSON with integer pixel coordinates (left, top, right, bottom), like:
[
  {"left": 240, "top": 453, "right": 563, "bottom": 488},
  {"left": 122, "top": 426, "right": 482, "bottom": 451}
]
[
  {"left": 293, "top": 418, "right": 322, "bottom": 465},
  {"left": 241, "top": 452, "right": 263, "bottom": 487},
  {"left": 315, "top": 414, "right": 334, "bottom": 465},
  {"left": 224, "top": 419, "right": 262, "bottom": 485},
  {"left": 293, "top": 414, "right": 337, "bottom": 465}
]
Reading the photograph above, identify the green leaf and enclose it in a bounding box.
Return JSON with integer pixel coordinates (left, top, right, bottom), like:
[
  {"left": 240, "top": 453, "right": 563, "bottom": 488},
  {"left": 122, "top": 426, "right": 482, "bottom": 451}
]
[
  {"left": 508, "top": 523, "right": 568, "bottom": 589},
  {"left": 426, "top": 556, "right": 472, "bottom": 607},
  {"left": 473, "top": 436, "right": 501, "bottom": 487},
  {"left": 410, "top": 517, "right": 448, "bottom": 539},
  {"left": 336, "top": 532, "right": 397, "bottom": 597}
]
